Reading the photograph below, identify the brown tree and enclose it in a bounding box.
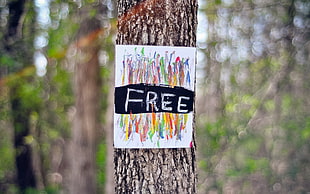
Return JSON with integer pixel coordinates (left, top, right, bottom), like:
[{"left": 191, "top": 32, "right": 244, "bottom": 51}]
[
  {"left": 114, "top": 0, "right": 198, "bottom": 193},
  {"left": 2, "top": 0, "right": 37, "bottom": 192},
  {"left": 69, "top": 16, "right": 102, "bottom": 194}
]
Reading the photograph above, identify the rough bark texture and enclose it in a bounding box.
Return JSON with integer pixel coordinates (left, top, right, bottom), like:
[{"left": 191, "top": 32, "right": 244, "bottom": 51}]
[
  {"left": 69, "top": 18, "right": 102, "bottom": 194},
  {"left": 115, "top": 0, "right": 198, "bottom": 193}
]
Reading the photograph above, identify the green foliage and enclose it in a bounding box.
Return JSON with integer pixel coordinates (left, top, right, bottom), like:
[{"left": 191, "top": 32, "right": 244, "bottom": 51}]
[
  {"left": 226, "top": 158, "right": 269, "bottom": 177},
  {"left": 198, "top": 119, "right": 226, "bottom": 158},
  {"left": 0, "top": 0, "right": 117, "bottom": 192},
  {"left": 301, "top": 119, "right": 310, "bottom": 140},
  {"left": 21, "top": 187, "right": 60, "bottom": 194},
  {"left": 0, "top": 89, "right": 16, "bottom": 193},
  {"left": 96, "top": 141, "right": 107, "bottom": 192},
  {"left": 0, "top": 133, "right": 14, "bottom": 180},
  {"left": 214, "top": 0, "right": 222, "bottom": 5},
  {"left": 16, "top": 80, "right": 42, "bottom": 110},
  {"left": 47, "top": 19, "right": 79, "bottom": 59},
  {"left": 38, "top": 65, "right": 74, "bottom": 140},
  {"left": 0, "top": 55, "right": 15, "bottom": 68},
  {"left": 197, "top": 0, "right": 310, "bottom": 192}
]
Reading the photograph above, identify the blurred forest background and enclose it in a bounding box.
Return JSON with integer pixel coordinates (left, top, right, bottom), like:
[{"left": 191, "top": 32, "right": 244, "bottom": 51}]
[{"left": 0, "top": 0, "right": 309, "bottom": 193}]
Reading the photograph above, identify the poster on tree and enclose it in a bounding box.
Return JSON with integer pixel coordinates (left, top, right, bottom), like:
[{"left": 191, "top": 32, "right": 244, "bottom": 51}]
[{"left": 114, "top": 45, "right": 196, "bottom": 148}]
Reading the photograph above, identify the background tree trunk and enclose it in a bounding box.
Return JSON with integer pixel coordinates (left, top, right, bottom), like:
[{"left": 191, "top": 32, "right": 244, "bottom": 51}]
[
  {"left": 105, "top": 72, "right": 116, "bottom": 194},
  {"left": 69, "top": 17, "right": 102, "bottom": 194},
  {"left": 4, "top": 0, "right": 37, "bottom": 192},
  {"left": 115, "top": 0, "right": 198, "bottom": 193}
]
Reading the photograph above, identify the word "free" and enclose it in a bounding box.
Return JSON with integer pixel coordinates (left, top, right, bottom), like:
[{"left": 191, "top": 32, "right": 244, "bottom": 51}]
[{"left": 115, "top": 84, "right": 194, "bottom": 114}]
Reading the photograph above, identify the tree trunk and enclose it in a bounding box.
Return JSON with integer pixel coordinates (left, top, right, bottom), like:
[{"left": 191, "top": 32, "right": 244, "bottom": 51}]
[
  {"left": 10, "top": 93, "right": 37, "bottom": 191},
  {"left": 105, "top": 71, "right": 116, "bottom": 194},
  {"left": 69, "top": 17, "right": 102, "bottom": 194},
  {"left": 115, "top": 0, "right": 198, "bottom": 193},
  {"left": 4, "top": 0, "right": 37, "bottom": 192}
]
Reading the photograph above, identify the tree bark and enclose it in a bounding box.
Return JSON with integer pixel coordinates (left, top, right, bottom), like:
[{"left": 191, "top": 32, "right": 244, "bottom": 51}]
[
  {"left": 115, "top": 0, "right": 198, "bottom": 193},
  {"left": 105, "top": 70, "right": 116, "bottom": 194},
  {"left": 69, "top": 17, "right": 102, "bottom": 194},
  {"left": 10, "top": 93, "right": 37, "bottom": 191},
  {"left": 4, "top": 0, "right": 37, "bottom": 192}
]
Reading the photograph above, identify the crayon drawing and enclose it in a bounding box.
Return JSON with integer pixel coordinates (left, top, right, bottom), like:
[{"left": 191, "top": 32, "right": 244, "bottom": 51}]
[{"left": 114, "top": 45, "right": 196, "bottom": 148}]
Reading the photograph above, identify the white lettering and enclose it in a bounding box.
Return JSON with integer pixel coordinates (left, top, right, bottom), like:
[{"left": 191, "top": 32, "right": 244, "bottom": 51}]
[
  {"left": 146, "top": 91, "right": 158, "bottom": 111},
  {"left": 161, "top": 93, "right": 175, "bottom": 111},
  {"left": 125, "top": 88, "right": 144, "bottom": 112},
  {"left": 177, "top": 96, "right": 190, "bottom": 113}
]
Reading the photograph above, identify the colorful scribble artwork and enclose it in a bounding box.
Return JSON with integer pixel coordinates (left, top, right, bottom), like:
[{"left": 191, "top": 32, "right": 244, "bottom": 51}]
[{"left": 114, "top": 45, "right": 196, "bottom": 148}]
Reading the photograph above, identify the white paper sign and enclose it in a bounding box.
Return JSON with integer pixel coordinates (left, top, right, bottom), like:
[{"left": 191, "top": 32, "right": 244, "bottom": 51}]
[{"left": 114, "top": 45, "right": 196, "bottom": 148}]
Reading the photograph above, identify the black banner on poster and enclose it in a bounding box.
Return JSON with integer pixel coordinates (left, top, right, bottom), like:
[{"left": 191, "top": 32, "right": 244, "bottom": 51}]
[{"left": 115, "top": 83, "right": 194, "bottom": 114}]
